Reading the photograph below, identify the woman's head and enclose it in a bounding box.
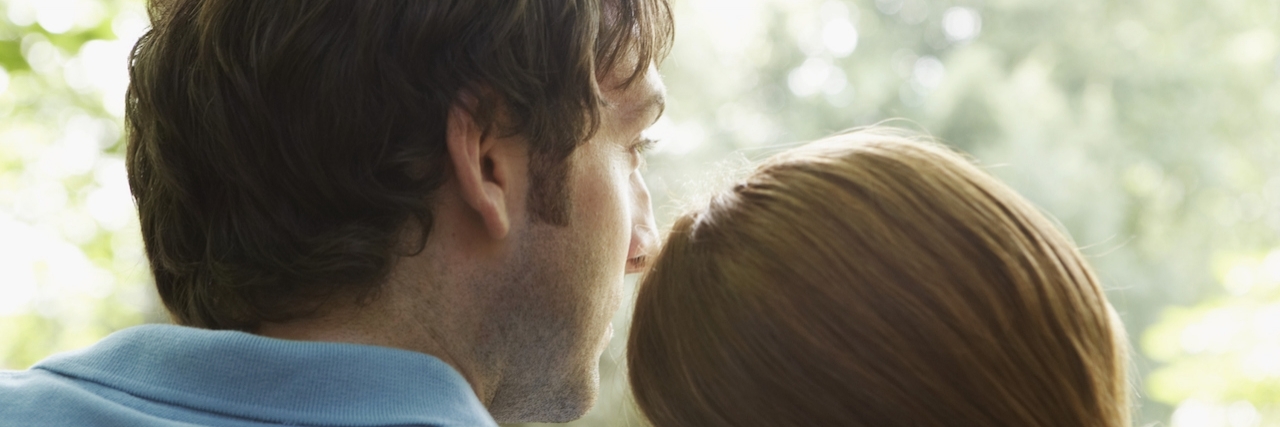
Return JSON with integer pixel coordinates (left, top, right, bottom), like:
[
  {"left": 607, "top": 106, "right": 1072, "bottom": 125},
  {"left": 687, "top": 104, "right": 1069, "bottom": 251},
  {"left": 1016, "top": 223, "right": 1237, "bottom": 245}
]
[{"left": 627, "top": 129, "right": 1129, "bottom": 427}]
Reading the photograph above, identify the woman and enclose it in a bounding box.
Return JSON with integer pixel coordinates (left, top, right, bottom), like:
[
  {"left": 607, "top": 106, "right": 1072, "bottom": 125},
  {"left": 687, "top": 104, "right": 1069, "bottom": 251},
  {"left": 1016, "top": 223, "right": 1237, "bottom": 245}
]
[{"left": 627, "top": 129, "right": 1130, "bottom": 427}]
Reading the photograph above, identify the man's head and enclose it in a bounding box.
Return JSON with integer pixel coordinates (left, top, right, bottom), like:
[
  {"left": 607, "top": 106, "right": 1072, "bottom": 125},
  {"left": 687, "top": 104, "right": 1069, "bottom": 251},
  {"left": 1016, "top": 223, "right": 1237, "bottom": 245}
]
[
  {"left": 126, "top": 0, "right": 671, "bottom": 329},
  {"left": 125, "top": 0, "right": 671, "bottom": 421}
]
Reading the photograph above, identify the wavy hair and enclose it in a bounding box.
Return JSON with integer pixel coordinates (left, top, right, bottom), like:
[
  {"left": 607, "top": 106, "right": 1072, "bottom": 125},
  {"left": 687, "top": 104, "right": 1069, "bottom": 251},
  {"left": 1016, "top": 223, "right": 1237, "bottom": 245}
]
[{"left": 126, "top": 0, "right": 673, "bottom": 330}]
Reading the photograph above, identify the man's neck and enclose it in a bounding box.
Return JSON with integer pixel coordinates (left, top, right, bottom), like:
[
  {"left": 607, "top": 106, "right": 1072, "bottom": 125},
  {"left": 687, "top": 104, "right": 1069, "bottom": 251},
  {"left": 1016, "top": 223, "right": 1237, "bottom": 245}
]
[{"left": 255, "top": 291, "right": 498, "bottom": 409}]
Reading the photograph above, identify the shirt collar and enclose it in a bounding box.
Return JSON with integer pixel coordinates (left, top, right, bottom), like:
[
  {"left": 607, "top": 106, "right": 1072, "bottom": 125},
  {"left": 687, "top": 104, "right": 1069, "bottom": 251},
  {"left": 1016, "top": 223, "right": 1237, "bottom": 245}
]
[{"left": 34, "top": 324, "right": 498, "bottom": 427}]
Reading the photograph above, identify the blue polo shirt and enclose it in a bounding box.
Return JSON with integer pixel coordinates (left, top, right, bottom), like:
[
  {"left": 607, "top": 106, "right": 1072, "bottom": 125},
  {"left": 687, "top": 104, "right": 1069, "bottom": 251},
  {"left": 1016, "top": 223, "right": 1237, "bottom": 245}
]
[{"left": 0, "top": 324, "right": 498, "bottom": 426}]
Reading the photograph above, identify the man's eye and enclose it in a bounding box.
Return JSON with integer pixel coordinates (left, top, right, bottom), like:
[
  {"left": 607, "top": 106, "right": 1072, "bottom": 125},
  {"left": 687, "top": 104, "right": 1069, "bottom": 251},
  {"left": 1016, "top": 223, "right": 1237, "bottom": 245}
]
[{"left": 631, "top": 137, "right": 659, "bottom": 155}]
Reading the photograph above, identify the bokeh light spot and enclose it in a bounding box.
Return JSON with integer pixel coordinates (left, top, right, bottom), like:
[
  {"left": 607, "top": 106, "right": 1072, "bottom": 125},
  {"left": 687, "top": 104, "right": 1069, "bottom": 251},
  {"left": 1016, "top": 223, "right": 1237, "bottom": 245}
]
[
  {"left": 943, "top": 7, "right": 982, "bottom": 43},
  {"left": 822, "top": 18, "right": 859, "bottom": 57},
  {"left": 788, "top": 57, "right": 846, "bottom": 98},
  {"left": 912, "top": 55, "right": 945, "bottom": 90}
]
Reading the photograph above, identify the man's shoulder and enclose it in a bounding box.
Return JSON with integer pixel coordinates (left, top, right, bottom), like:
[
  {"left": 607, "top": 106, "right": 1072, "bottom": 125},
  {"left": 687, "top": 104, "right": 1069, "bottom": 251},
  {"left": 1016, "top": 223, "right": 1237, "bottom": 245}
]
[
  {"left": 1, "top": 325, "right": 498, "bottom": 427},
  {"left": 0, "top": 367, "right": 194, "bottom": 426},
  {"left": 0, "top": 367, "right": 85, "bottom": 412}
]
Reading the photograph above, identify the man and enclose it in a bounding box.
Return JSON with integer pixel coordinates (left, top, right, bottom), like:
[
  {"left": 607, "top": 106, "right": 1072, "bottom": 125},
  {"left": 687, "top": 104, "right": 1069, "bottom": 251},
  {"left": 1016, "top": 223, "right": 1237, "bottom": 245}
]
[{"left": 0, "top": 0, "right": 672, "bottom": 425}]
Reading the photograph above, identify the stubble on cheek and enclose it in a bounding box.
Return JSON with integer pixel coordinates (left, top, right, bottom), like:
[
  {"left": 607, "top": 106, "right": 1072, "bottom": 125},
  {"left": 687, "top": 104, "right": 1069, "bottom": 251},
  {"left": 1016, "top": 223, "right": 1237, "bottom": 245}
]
[
  {"left": 486, "top": 143, "right": 634, "bottom": 421},
  {"left": 483, "top": 219, "right": 617, "bottom": 422}
]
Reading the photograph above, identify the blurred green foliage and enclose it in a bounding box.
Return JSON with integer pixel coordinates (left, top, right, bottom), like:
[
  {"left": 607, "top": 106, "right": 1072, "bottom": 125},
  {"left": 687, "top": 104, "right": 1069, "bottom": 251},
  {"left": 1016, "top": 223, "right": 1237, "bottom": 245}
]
[
  {"left": 2, "top": 0, "right": 1277, "bottom": 426},
  {"left": 0, "top": 0, "right": 159, "bottom": 371},
  {"left": 560, "top": 0, "right": 1280, "bottom": 425}
]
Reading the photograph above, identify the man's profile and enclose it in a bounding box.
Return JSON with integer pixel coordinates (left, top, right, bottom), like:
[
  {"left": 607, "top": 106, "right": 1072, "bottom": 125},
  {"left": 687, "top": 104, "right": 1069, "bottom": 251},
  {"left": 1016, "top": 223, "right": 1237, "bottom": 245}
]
[{"left": 1, "top": 0, "right": 672, "bottom": 425}]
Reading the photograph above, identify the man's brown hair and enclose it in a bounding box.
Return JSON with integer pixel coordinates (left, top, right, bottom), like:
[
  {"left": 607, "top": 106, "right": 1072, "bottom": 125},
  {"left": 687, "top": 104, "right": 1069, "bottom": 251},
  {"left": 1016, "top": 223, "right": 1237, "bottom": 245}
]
[
  {"left": 125, "top": 0, "right": 673, "bottom": 331},
  {"left": 628, "top": 130, "right": 1131, "bottom": 427}
]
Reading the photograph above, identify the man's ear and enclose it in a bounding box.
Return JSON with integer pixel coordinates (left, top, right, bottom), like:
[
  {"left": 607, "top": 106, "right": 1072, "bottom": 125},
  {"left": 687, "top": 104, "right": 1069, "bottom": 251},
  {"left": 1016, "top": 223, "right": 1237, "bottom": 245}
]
[{"left": 446, "top": 103, "right": 513, "bottom": 240}]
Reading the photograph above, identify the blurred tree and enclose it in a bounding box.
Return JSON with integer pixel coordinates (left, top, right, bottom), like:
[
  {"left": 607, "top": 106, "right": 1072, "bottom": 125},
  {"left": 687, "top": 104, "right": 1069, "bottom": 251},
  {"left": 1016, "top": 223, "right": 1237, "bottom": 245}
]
[
  {"left": 541, "top": 0, "right": 1278, "bottom": 425},
  {"left": 0, "top": 0, "right": 160, "bottom": 370}
]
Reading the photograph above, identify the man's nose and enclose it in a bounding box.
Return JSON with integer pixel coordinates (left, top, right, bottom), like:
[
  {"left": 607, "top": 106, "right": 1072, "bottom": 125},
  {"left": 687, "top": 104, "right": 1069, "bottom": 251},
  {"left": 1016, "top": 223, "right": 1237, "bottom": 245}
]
[
  {"left": 626, "top": 173, "right": 659, "bottom": 274},
  {"left": 627, "top": 220, "right": 658, "bottom": 274}
]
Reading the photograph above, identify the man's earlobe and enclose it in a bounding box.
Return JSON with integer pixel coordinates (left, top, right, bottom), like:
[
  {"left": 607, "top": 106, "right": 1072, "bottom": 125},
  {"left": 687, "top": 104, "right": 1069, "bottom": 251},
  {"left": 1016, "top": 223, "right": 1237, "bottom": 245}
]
[{"left": 446, "top": 104, "right": 511, "bottom": 240}]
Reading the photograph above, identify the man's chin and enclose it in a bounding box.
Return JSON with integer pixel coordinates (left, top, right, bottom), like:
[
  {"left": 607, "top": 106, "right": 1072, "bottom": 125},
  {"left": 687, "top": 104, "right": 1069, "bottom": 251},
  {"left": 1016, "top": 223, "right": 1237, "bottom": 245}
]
[
  {"left": 531, "top": 392, "right": 597, "bottom": 424},
  {"left": 549, "top": 365, "right": 601, "bottom": 422},
  {"left": 490, "top": 365, "right": 600, "bottom": 423}
]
